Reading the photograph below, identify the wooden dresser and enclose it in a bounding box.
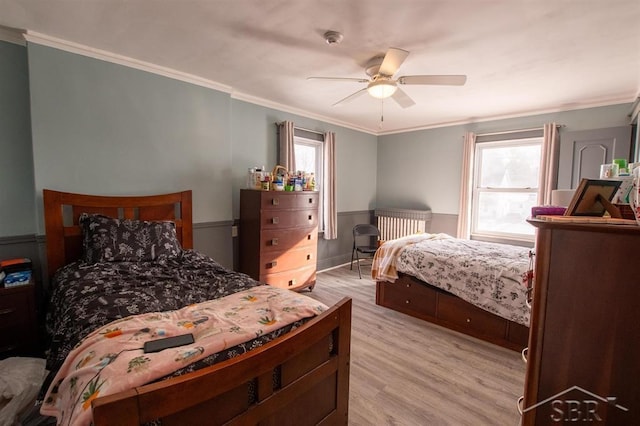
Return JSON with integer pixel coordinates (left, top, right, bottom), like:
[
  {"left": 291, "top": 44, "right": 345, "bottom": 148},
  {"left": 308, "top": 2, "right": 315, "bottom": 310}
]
[
  {"left": 522, "top": 219, "right": 639, "bottom": 424},
  {"left": 239, "top": 189, "right": 319, "bottom": 291}
]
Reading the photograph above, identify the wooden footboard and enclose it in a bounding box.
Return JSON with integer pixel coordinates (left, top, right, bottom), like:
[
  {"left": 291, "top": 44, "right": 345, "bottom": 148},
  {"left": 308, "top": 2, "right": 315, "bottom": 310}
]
[
  {"left": 376, "top": 274, "right": 528, "bottom": 351},
  {"left": 92, "top": 297, "right": 351, "bottom": 425}
]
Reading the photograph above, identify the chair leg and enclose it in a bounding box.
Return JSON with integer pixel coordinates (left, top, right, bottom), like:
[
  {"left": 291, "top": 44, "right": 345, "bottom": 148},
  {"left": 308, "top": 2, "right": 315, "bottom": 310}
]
[
  {"left": 350, "top": 247, "right": 355, "bottom": 270},
  {"left": 356, "top": 250, "right": 362, "bottom": 279}
]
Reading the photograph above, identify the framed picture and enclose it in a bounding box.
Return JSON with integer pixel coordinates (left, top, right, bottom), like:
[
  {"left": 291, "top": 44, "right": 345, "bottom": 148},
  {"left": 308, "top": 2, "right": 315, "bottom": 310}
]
[{"left": 564, "top": 178, "right": 622, "bottom": 217}]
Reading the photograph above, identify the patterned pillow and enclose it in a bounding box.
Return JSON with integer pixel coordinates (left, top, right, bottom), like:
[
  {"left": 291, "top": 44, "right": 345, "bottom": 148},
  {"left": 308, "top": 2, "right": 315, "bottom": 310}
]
[{"left": 80, "top": 214, "right": 183, "bottom": 263}]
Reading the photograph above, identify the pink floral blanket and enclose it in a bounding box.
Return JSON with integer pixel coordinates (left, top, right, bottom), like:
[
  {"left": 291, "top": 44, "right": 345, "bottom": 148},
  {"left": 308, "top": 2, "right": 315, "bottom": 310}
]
[{"left": 41, "top": 286, "right": 327, "bottom": 425}]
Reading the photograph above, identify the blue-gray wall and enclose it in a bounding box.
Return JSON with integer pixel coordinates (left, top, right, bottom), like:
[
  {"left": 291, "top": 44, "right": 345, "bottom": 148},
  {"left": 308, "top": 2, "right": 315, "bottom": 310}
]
[
  {"left": 229, "top": 99, "right": 377, "bottom": 220},
  {"left": 377, "top": 104, "right": 633, "bottom": 234},
  {"left": 0, "top": 40, "right": 377, "bottom": 276},
  {"left": 0, "top": 41, "right": 35, "bottom": 237},
  {"left": 28, "top": 43, "right": 233, "bottom": 231}
]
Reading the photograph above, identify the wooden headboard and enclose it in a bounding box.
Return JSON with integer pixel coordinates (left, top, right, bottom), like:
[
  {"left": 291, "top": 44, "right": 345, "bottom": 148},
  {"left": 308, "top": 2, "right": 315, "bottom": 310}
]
[{"left": 43, "top": 189, "right": 193, "bottom": 279}]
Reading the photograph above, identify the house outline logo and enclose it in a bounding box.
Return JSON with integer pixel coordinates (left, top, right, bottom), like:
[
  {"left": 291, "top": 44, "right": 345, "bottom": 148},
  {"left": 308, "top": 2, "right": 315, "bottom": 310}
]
[{"left": 523, "top": 385, "right": 629, "bottom": 413}]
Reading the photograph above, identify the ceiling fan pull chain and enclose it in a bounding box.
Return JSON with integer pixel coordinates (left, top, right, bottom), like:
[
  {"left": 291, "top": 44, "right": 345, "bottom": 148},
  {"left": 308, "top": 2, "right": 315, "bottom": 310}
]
[{"left": 379, "top": 99, "right": 384, "bottom": 129}]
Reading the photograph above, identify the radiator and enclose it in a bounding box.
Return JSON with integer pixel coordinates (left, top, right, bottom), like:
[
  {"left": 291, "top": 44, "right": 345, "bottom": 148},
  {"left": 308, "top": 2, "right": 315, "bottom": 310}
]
[{"left": 374, "top": 208, "right": 433, "bottom": 241}]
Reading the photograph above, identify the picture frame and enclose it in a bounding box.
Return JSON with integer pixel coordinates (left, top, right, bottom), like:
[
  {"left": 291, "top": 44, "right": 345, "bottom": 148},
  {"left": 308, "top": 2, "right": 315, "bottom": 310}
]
[{"left": 564, "top": 178, "right": 623, "bottom": 217}]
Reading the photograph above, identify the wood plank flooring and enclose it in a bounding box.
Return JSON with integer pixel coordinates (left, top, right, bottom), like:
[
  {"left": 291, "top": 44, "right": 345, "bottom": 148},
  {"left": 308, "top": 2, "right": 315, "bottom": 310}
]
[{"left": 309, "top": 263, "right": 525, "bottom": 426}]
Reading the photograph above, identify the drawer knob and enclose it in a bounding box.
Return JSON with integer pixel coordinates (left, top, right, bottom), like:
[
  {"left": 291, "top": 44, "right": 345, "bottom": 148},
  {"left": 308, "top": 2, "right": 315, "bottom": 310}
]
[
  {"left": 406, "top": 284, "right": 411, "bottom": 288},
  {"left": 272, "top": 217, "right": 279, "bottom": 224},
  {"left": 272, "top": 198, "right": 279, "bottom": 206},
  {"left": 268, "top": 261, "right": 277, "bottom": 268},
  {"left": 307, "top": 234, "right": 312, "bottom": 240},
  {"left": 405, "top": 300, "right": 410, "bottom": 304},
  {"left": 466, "top": 318, "right": 471, "bottom": 323},
  {"left": 288, "top": 279, "right": 296, "bottom": 286},
  {"left": 308, "top": 215, "right": 313, "bottom": 221},
  {"left": 308, "top": 198, "right": 313, "bottom": 203},
  {"left": 271, "top": 238, "right": 278, "bottom": 246},
  {"left": 307, "top": 254, "right": 313, "bottom": 260}
]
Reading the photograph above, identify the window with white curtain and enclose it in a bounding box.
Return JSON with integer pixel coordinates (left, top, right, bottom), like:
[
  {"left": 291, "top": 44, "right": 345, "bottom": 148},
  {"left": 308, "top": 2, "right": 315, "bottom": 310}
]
[
  {"left": 471, "top": 137, "right": 542, "bottom": 241},
  {"left": 294, "top": 135, "right": 324, "bottom": 232}
]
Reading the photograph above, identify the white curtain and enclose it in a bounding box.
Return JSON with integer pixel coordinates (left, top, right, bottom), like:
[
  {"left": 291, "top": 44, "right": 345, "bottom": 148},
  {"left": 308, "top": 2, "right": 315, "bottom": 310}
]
[
  {"left": 539, "top": 123, "right": 560, "bottom": 205},
  {"left": 323, "top": 131, "right": 337, "bottom": 240},
  {"left": 456, "top": 131, "right": 476, "bottom": 239},
  {"left": 277, "top": 121, "right": 295, "bottom": 171}
]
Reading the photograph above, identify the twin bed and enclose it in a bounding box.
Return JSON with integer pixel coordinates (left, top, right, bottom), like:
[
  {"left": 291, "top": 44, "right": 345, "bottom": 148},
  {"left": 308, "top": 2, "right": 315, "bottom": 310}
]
[
  {"left": 373, "top": 233, "right": 532, "bottom": 351},
  {"left": 35, "top": 187, "right": 529, "bottom": 424},
  {"left": 38, "top": 189, "right": 351, "bottom": 425}
]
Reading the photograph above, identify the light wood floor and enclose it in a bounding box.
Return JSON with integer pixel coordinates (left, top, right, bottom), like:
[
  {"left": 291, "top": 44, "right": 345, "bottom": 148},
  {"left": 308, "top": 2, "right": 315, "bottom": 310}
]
[{"left": 309, "top": 263, "right": 525, "bottom": 426}]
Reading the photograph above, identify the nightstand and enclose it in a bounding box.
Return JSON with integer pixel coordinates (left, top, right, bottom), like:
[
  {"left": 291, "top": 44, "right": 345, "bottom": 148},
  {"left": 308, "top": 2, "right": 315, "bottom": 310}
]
[{"left": 0, "top": 281, "right": 38, "bottom": 358}]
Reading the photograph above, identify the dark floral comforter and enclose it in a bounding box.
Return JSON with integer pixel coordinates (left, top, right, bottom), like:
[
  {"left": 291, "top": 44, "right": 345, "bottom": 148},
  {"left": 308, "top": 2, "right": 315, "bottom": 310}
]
[{"left": 40, "top": 250, "right": 306, "bottom": 401}]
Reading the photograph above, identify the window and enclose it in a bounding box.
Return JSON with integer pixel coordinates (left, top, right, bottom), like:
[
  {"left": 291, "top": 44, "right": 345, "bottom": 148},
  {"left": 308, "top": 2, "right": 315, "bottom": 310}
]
[
  {"left": 294, "top": 135, "right": 324, "bottom": 231},
  {"left": 471, "top": 137, "right": 542, "bottom": 241}
]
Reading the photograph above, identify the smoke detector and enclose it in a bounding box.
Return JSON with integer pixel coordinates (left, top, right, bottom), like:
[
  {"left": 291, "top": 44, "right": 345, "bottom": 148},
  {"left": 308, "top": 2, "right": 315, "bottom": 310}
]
[{"left": 323, "top": 30, "right": 343, "bottom": 45}]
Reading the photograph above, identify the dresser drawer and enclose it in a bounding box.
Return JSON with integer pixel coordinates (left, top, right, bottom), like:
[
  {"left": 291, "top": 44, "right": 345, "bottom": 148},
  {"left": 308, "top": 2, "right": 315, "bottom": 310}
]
[
  {"left": 260, "top": 192, "right": 318, "bottom": 210},
  {"left": 260, "top": 227, "right": 317, "bottom": 253},
  {"left": 0, "top": 284, "right": 37, "bottom": 358},
  {"left": 259, "top": 247, "right": 317, "bottom": 275},
  {"left": 437, "top": 292, "right": 507, "bottom": 338},
  {"left": 0, "top": 290, "right": 32, "bottom": 328},
  {"left": 261, "top": 209, "right": 318, "bottom": 229},
  {"left": 377, "top": 279, "right": 437, "bottom": 318},
  {"left": 260, "top": 265, "right": 316, "bottom": 290}
]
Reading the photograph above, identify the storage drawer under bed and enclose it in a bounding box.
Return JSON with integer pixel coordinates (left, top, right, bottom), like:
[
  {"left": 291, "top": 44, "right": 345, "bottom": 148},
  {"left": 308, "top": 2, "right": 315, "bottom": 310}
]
[
  {"left": 376, "top": 277, "right": 437, "bottom": 319},
  {"left": 437, "top": 291, "right": 507, "bottom": 338},
  {"left": 376, "top": 275, "right": 529, "bottom": 351}
]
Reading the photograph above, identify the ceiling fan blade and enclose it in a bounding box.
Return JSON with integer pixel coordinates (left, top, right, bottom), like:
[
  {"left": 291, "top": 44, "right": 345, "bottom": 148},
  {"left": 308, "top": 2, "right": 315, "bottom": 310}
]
[
  {"left": 307, "top": 76, "right": 369, "bottom": 83},
  {"left": 391, "top": 87, "right": 416, "bottom": 109},
  {"left": 398, "top": 75, "right": 467, "bottom": 86},
  {"left": 379, "top": 48, "right": 409, "bottom": 76},
  {"left": 332, "top": 88, "right": 368, "bottom": 107}
]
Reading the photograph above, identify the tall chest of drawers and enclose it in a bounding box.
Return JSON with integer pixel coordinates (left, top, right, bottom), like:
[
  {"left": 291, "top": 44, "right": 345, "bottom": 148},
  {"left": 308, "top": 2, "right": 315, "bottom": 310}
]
[
  {"left": 239, "top": 189, "right": 319, "bottom": 291},
  {"left": 521, "top": 219, "right": 640, "bottom": 425}
]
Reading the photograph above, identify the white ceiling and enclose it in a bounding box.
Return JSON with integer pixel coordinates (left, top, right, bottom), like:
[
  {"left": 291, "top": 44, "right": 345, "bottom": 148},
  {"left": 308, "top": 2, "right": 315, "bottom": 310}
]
[{"left": 1, "top": 0, "right": 639, "bottom": 134}]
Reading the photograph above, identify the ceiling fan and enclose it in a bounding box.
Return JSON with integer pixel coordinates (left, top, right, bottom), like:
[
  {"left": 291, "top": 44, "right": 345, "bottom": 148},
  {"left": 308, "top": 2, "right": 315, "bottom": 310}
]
[{"left": 307, "top": 47, "right": 467, "bottom": 108}]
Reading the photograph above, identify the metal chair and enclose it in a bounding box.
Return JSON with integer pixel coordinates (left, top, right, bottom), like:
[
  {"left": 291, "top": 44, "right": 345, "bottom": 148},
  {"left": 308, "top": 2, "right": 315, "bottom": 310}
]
[{"left": 350, "top": 224, "right": 380, "bottom": 279}]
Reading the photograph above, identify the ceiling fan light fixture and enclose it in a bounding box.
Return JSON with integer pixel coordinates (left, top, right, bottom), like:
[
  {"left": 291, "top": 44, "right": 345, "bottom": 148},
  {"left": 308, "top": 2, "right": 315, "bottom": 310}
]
[{"left": 367, "top": 79, "right": 397, "bottom": 99}]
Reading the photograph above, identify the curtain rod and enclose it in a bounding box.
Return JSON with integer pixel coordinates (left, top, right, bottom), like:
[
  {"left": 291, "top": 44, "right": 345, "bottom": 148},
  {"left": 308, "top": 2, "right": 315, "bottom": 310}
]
[
  {"left": 476, "top": 124, "right": 564, "bottom": 138},
  {"left": 275, "top": 122, "right": 324, "bottom": 136}
]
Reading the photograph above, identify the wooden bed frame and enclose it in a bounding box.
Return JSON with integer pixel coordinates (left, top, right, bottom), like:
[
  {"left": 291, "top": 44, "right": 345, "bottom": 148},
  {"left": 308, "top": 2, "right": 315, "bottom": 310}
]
[
  {"left": 376, "top": 273, "right": 529, "bottom": 351},
  {"left": 42, "top": 189, "right": 351, "bottom": 425}
]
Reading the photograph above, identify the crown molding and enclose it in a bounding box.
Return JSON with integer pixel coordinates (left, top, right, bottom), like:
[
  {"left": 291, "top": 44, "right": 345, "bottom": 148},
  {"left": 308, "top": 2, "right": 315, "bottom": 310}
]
[
  {"left": 0, "top": 26, "right": 25, "bottom": 46},
  {"left": 378, "top": 95, "right": 637, "bottom": 136},
  {"left": 16, "top": 30, "right": 635, "bottom": 137},
  {"left": 23, "top": 31, "right": 233, "bottom": 93},
  {"left": 230, "top": 91, "right": 377, "bottom": 136},
  {"left": 22, "top": 30, "right": 377, "bottom": 136}
]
